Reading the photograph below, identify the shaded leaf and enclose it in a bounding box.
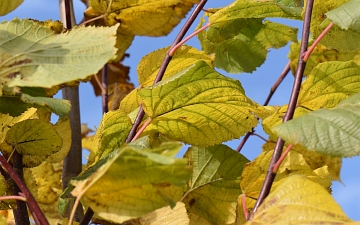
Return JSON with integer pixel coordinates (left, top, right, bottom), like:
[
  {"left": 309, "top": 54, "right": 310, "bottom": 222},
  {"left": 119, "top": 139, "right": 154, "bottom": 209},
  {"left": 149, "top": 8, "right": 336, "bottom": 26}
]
[
  {"left": 0, "top": 0, "right": 23, "bottom": 16},
  {"left": 5, "top": 119, "right": 62, "bottom": 167},
  {"left": 139, "top": 202, "right": 189, "bottom": 225},
  {"left": 246, "top": 175, "right": 352, "bottom": 225},
  {"left": 198, "top": 17, "right": 297, "bottom": 73},
  {"left": 182, "top": 145, "right": 249, "bottom": 225},
  {"left": 274, "top": 93, "right": 360, "bottom": 157},
  {"left": 138, "top": 61, "right": 267, "bottom": 147},
  {"left": 71, "top": 142, "right": 191, "bottom": 224},
  {"left": 326, "top": 0, "right": 360, "bottom": 33},
  {"left": 46, "top": 118, "right": 72, "bottom": 163},
  {"left": 0, "top": 19, "right": 118, "bottom": 88}
]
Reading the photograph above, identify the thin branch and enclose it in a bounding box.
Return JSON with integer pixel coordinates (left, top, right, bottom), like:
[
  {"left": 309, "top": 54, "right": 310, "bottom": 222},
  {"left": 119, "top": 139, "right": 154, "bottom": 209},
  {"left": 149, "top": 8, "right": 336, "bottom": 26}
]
[
  {"left": 102, "top": 64, "right": 109, "bottom": 113},
  {"left": 236, "top": 131, "right": 252, "bottom": 153},
  {"left": 0, "top": 195, "right": 26, "bottom": 202},
  {"left": 12, "top": 151, "right": 30, "bottom": 225},
  {"left": 0, "top": 154, "right": 49, "bottom": 225},
  {"left": 131, "top": 118, "right": 152, "bottom": 142},
  {"left": 250, "top": 0, "right": 314, "bottom": 217},
  {"left": 272, "top": 144, "right": 293, "bottom": 173},
  {"left": 125, "top": 0, "right": 208, "bottom": 142},
  {"left": 251, "top": 132, "right": 268, "bottom": 142},
  {"left": 59, "top": 0, "right": 84, "bottom": 221}
]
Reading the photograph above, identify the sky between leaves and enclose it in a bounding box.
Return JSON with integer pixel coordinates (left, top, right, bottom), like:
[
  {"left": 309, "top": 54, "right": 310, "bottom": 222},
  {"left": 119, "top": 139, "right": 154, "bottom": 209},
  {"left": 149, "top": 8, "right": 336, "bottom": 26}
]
[{"left": 0, "top": 1, "right": 356, "bottom": 219}]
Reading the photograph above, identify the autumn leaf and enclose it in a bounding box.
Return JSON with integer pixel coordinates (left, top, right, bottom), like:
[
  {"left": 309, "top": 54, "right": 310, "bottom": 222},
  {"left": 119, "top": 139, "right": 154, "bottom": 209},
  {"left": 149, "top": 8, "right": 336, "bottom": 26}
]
[
  {"left": 139, "top": 202, "right": 189, "bottom": 225},
  {"left": 0, "top": 19, "right": 118, "bottom": 88},
  {"left": 0, "top": 0, "right": 23, "bottom": 16},
  {"left": 138, "top": 61, "right": 268, "bottom": 147}
]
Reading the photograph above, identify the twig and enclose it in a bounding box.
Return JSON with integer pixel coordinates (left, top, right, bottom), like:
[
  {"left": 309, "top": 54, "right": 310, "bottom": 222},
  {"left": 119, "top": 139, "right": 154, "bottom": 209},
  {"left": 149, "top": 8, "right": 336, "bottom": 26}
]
[
  {"left": 59, "top": 0, "right": 84, "bottom": 221},
  {"left": 251, "top": 132, "right": 268, "bottom": 142},
  {"left": 0, "top": 195, "right": 26, "bottom": 202},
  {"left": 131, "top": 118, "right": 152, "bottom": 142},
  {"left": 12, "top": 150, "right": 30, "bottom": 225},
  {"left": 249, "top": 0, "right": 314, "bottom": 217},
  {"left": 102, "top": 64, "right": 109, "bottom": 113},
  {"left": 241, "top": 194, "right": 249, "bottom": 220},
  {"left": 272, "top": 144, "right": 293, "bottom": 173},
  {"left": 0, "top": 154, "right": 49, "bottom": 225}
]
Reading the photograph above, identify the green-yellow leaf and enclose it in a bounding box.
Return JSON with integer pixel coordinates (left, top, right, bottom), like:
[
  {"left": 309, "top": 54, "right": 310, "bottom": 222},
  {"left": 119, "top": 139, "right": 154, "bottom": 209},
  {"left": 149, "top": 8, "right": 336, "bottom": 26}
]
[
  {"left": 138, "top": 61, "right": 266, "bottom": 147},
  {"left": 139, "top": 202, "right": 189, "bottom": 225},
  {"left": 91, "top": 110, "right": 132, "bottom": 163},
  {"left": 209, "top": 0, "right": 303, "bottom": 23},
  {"left": 298, "top": 61, "right": 360, "bottom": 110},
  {"left": 0, "top": 0, "right": 23, "bottom": 16},
  {"left": 5, "top": 119, "right": 62, "bottom": 167},
  {"left": 246, "top": 175, "right": 352, "bottom": 225},
  {"left": 274, "top": 93, "right": 360, "bottom": 157},
  {"left": 182, "top": 145, "right": 249, "bottom": 225},
  {"left": 198, "top": 18, "right": 297, "bottom": 73},
  {"left": 0, "top": 19, "right": 118, "bottom": 88},
  {"left": 46, "top": 118, "right": 71, "bottom": 163},
  {"left": 71, "top": 142, "right": 191, "bottom": 224}
]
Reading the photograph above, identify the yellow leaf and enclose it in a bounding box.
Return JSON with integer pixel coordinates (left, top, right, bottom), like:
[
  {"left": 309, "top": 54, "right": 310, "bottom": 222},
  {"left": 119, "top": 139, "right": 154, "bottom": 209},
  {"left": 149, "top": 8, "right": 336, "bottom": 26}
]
[
  {"left": 246, "top": 175, "right": 352, "bottom": 225},
  {"left": 140, "top": 202, "right": 189, "bottom": 225}
]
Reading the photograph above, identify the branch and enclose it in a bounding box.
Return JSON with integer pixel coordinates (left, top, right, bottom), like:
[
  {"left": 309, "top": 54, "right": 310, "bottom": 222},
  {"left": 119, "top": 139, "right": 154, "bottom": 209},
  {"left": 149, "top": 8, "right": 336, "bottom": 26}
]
[
  {"left": 0, "top": 154, "right": 49, "bottom": 225},
  {"left": 249, "top": 0, "right": 315, "bottom": 217},
  {"left": 102, "top": 64, "right": 109, "bottom": 113},
  {"left": 59, "top": 0, "right": 84, "bottom": 221}
]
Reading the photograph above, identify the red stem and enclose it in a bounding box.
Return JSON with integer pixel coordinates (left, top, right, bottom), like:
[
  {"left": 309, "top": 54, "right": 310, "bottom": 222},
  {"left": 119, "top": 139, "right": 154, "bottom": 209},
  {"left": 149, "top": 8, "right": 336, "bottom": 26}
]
[{"left": 272, "top": 144, "right": 293, "bottom": 173}]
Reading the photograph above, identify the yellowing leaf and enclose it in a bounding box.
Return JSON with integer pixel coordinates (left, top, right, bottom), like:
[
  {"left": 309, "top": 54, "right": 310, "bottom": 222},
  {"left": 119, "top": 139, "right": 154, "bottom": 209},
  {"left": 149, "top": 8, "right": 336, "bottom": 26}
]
[
  {"left": 71, "top": 142, "right": 191, "bottom": 224},
  {"left": 326, "top": 0, "right": 360, "bottom": 32},
  {"left": 298, "top": 61, "right": 360, "bottom": 109},
  {"left": 0, "top": 19, "right": 118, "bottom": 88},
  {"left": 92, "top": 110, "right": 132, "bottom": 163},
  {"left": 140, "top": 202, "right": 189, "bottom": 225},
  {"left": 246, "top": 175, "right": 352, "bottom": 225},
  {"left": 182, "top": 145, "right": 249, "bottom": 225},
  {"left": 87, "top": 0, "right": 200, "bottom": 36},
  {"left": 209, "top": 0, "right": 303, "bottom": 23},
  {"left": 46, "top": 118, "right": 71, "bottom": 163},
  {"left": 274, "top": 93, "right": 360, "bottom": 158},
  {"left": 198, "top": 18, "right": 298, "bottom": 73},
  {"left": 5, "top": 119, "right": 62, "bottom": 167},
  {"left": 0, "top": 0, "right": 23, "bottom": 16},
  {"left": 138, "top": 61, "right": 266, "bottom": 147}
]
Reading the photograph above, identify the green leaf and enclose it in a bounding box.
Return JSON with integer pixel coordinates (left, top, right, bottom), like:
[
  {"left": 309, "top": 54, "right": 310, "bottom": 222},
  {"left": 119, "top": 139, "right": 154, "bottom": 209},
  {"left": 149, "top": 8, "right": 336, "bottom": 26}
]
[
  {"left": 138, "top": 61, "right": 266, "bottom": 147},
  {"left": 182, "top": 145, "right": 249, "bottom": 225},
  {"left": 0, "top": 0, "right": 23, "bottom": 16},
  {"left": 0, "top": 18, "right": 118, "bottom": 88},
  {"left": 91, "top": 110, "right": 132, "bottom": 162},
  {"left": 326, "top": 0, "right": 360, "bottom": 33},
  {"left": 139, "top": 202, "right": 189, "bottom": 225},
  {"left": 5, "top": 119, "right": 63, "bottom": 167},
  {"left": 274, "top": 93, "right": 360, "bottom": 158},
  {"left": 198, "top": 18, "right": 297, "bottom": 73},
  {"left": 71, "top": 142, "right": 191, "bottom": 224},
  {"left": 298, "top": 61, "right": 360, "bottom": 109},
  {"left": 209, "top": 0, "right": 303, "bottom": 23},
  {"left": 246, "top": 175, "right": 352, "bottom": 225}
]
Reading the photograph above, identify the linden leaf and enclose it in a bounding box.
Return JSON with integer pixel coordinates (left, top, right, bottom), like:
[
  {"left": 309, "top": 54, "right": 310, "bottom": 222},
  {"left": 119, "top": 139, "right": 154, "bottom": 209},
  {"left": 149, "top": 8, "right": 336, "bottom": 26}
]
[
  {"left": 246, "top": 175, "right": 352, "bottom": 225},
  {"left": 326, "top": 0, "right": 360, "bottom": 33},
  {"left": 182, "top": 145, "right": 249, "bottom": 225},
  {"left": 46, "top": 118, "right": 71, "bottom": 163},
  {"left": 298, "top": 61, "right": 360, "bottom": 110},
  {"left": 87, "top": 0, "right": 200, "bottom": 36},
  {"left": 274, "top": 93, "right": 360, "bottom": 158},
  {"left": 138, "top": 61, "right": 267, "bottom": 147},
  {"left": 0, "top": 19, "right": 118, "bottom": 88},
  {"left": 139, "top": 202, "right": 189, "bottom": 225},
  {"left": 71, "top": 142, "right": 191, "bottom": 224},
  {"left": 209, "top": 0, "right": 303, "bottom": 23},
  {"left": 198, "top": 18, "right": 297, "bottom": 73},
  {"left": 91, "top": 110, "right": 132, "bottom": 163},
  {"left": 5, "top": 119, "right": 62, "bottom": 167},
  {"left": 0, "top": 0, "right": 23, "bottom": 16}
]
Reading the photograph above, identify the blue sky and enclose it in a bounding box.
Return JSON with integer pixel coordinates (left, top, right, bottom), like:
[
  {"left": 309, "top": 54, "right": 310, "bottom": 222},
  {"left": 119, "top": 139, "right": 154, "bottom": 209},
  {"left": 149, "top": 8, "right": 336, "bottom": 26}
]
[{"left": 1, "top": 0, "right": 360, "bottom": 221}]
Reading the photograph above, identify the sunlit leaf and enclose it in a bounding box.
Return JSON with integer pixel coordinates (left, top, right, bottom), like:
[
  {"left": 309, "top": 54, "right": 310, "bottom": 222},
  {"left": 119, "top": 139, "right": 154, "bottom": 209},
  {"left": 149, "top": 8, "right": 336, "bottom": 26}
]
[
  {"left": 91, "top": 110, "right": 132, "bottom": 163},
  {"left": 209, "top": 0, "right": 303, "bottom": 23},
  {"left": 138, "top": 61, "right": 268, "bottom": 147},
  {"left": 198, "top": 17, "right": 297, "bottom": 73},
  {"left": 246, "top": 175, "right": 352, "bottom": 225},
  {"left": 86, "top": 0, "right": 200, "bottom": 36},
  {"left": 46, "top": 118, "right": 71, "bottom": 163},
  {"left": 5, "top": 119, "right": 62, "bottom": 167},
  {"left": 182, "top": 145, "right": 249, "bottom": 225},
  {"left": 139, "top": 202, "right": 189, "bottom": 225},
  {"left": 274, "top": 93, "right": 360, "bottom": 157},
  {"left": 326, "top": 0, "right": 360, "bottom": 33},
  {"left": 0, "top": 0, "right": 23, "bottom": 16},
  {"left": 71, "top": 142, "right": 191, "bottom": 224},
  {"left": 0, "top": 19, "right": 118, "bottom": 88}
]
